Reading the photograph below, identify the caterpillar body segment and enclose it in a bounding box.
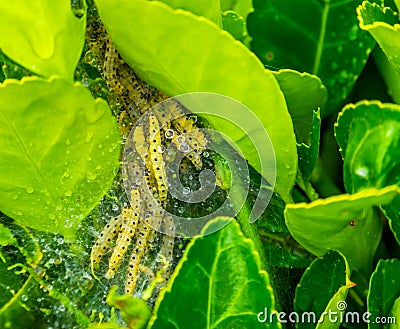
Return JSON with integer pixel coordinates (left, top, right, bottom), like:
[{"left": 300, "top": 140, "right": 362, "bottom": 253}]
[
  {"left": 125, "top": 213, "right": 153, "bottom": 295},
  {"left": 148, "top": 113, "right": 168, "bottom": 202},
  {"left": 154, "top": 215, "right": 175, "bottom": 288},
  {"left": 105, "top": 207, "right": 139, "bottom": 279},
  {"left": 103, "top": 36, "right": 124, "bottom": 95},
  {"left": 91, "top": 215, "right": 123, "bottom": 267}
]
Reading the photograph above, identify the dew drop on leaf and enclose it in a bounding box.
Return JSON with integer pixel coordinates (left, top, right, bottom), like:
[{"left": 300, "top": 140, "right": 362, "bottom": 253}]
[
  {"left": 85, "top": 131, "right": 94, "bottom": 142},
  {"left": 64, "top": 220, "right": 73, "bottom": 228},
  {"left": 348, "top": 25, "right": 359, "bottom": 40},
  {"left": 86, "top": 172, "right": 97, "bottom": 180},
  {"left": 356, "top": 167, "right": 368, "bottom": 178}
]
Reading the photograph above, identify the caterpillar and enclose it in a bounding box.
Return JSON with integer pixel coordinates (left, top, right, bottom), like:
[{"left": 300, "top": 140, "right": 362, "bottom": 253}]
[
  {"left": 103, "top": 36, "right": 124, "bottom": 96},
  {"left": 91, "top": 215, "right": 123, "bottom": 268},
  {"left": 159, "top": 215, "right": 175, "bottom": 283},
  {"left": 148, "top": 113, "right": 168, "bottom": 202},
  {"left": 105, "top": 206, "right": 139, "bottom": 279},
  {"left": 125, "top": 212, "right": 153, "bottom": 295}
]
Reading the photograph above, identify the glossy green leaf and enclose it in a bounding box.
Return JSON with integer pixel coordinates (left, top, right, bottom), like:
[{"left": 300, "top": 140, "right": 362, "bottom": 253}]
[
  {"left": 0, "top": 77, "right": 120, "bottom": 240},
  {"left": 220, "top": 0, "right": 253, "bottom": 45},
  {"left": 148, "top": 217, "right": 280, "bottom": 329},
  {"left": 295, "top": 251, "right": 354, "bottom": 329},
  {"left": 0, "top": 223, "right": 16, "bottom": 247},
  {"left": 335, "top": 101, "right": 400, "bottom": 244},
  {"left": 284, "top": 185, "right": 400, "bottom": 273},
  {"left": 248, "top": 0, "right": 376, "bottom": 115},
  {"left": 257, "top": 192, "right": 314, "bottom": 268},
  {"left": 106, "top": 286, "right": 151, "bottom": 329},
  {"left": 373, "top": 47, "right": 400, "bottom": 104},
  {"left": 297, "top": 109, "right": 321, "bottom": 183},
  {"left": 222, "top": 11, "right": 246, "bottom": 41},
  {"left": 94, "top": 0, "right": 297, "bottom": 202},
  {"left": 158, "top": 0, "right": 222, "bottom": 27},
  {"left": 0, "top": 1, "right": 86, "bottom": 81},
  {"left": 0, "top": 263, "right": 34, "bottom": 329},
  {"left": 388, "top": 297, "right": 400, "bottom": 329},
  {"left": 358, "top": 1, "right": 400, "bottom": 72},
  {"left": 368, "top": 259, "right": 400, "bottom": 329},
  {"left": 335, "top": 101, "right": 400, "bottom": 192},
  {"left": 273, "top": 70, "right": 326, "bottom": 145}
]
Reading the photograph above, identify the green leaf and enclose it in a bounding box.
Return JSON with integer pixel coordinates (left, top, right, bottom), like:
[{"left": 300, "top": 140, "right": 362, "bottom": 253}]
[
  {"left": 368, "top": 259, "right": 400, "bottom": 329},
  {"left": 284, "top": 185, "right": 400, "bottom": 274},
  {"left": 388, "top": 297, "right": 400, "bottom": 329},
  {"left": 0, "top": 223, "right": 16, "bottom": 247},
  {"left": 357, "top": 1, "right": 400, "bottom": 72},
  {"left": 373, "top": 47, "right": 400, "bottom": 104},
  {"left": 248, "top": 0, "right": 376, "bottom": 115},
  {"left": 297, "top": 109, "right": 321, "bottom": 183},
  {"left": 335, "top": 101, "right": 400, "bottom": 244},
  {"left": 148, "top": 217, "right": 280, "bottom": 329},
  {"left": 0, "top": 1, "right": 86, "bottom": 81},
  {"left": 0, "top": 266, "right": 34, "bottom": 329},
  {"left": 222, "top": 10, "right": 246, "bottom": 41},
  {"left": 273, "top": 69, "right": 326, "bottom": 145},
  {"left": 106, "top": 286, "right": 151, "bottom": 329},
  {"left": 94, "top": 0, "right": 297, "bottom": 202},
  {"left": 256, "top": 192, "right": 314, "bottom": 268},
  {"left": 335, "top": 101, "right": 400, "bottom": 192},
  {"left": 294, "top": 251, "right": 354, "bottom": 329},
  {"left": 0, "top": 77, "right": 120, "bottom": 240},
  {"left": 157, "top": 0, "right": 222, "bottom": 27}
]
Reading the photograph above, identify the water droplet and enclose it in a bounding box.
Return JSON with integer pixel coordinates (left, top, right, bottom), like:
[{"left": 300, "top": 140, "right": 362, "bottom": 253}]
[
  {"left": 165, "top": 129, "right": 174, "bottom": 139},
  {"left": 64, "top": 190, "right": 72, "bottom": 197},
  {"left": 182, "top": 187, "right": 191, "bottom": 195},
  {"left": 25, "top": 187, "right": 34, "bottom": 194},
  {"left": 21, "top": 295, "right": 28, "bottom": 302},
  {"left": 112, "top": 204, "right": 119, "bottom": 211},
  {"left": 14, "top": 210, "right": 23, "bottom": 216},
  {"left": 12, "top": 194, "right": 18, "bottom": 200},
  {"left": 177, "top": 135, "right": 185, "bottom": 144},
  {"left": 189, "top": 115, "right": 198, "bottom": 123},
  {"left": 348, "top": 25, "right": 359, "bottom": 40},
  {"left": 65, "top": 139, "right": 71, "bottom": 146},
  {"left": 59, "top": 304, "right": 66, "bottom": 312},
  {"left": 64, "top": 220, "right": 73, "bottom": 228},
  {"left": 356, "top": 167, "right": 368, "bottom": 178},
  {"left": 57, "top": 238, "right": 64, "bottom": 245},
  {"left": 157, "top": 145, "right": 165, "bottom": 153},
  {"left": 56, "top": 204, "right": 62, "bottom": 211},
  {"left": 203, "top": 151, "right": 209, "bottom": 158},
  {"left": 86, "top": 172, "right": 97, "bottom": 180},
  {"left": 179, "top": 143, "right": 190, "bottom": 153},
  {"left": 85, "top": 132, "right": 94, "bottom": 142}
]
